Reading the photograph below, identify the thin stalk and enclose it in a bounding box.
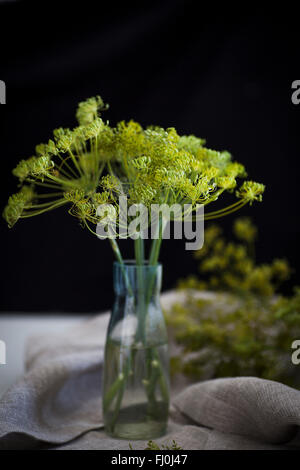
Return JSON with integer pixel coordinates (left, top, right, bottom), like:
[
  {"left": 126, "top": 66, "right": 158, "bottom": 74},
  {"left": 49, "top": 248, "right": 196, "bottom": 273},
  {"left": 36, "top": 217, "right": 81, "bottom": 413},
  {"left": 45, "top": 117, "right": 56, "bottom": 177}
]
[
  {"left": 56, "top": 154, "right": 79, "bottom": 179},
  {"left": 83, "top": 222, "right": 131, "bottom": 295},
  {"left": 92, "top": 136, "right": 99, "bottom": 181},
  {"left": 25, "top": 198, "right": 65, "bottom": 209},
  {"left": 109, "top": 238, "right": 133, "bottom": 298},
  {"left": 135, "top": 236, "right": 146, "bottom": 343},
  {"left": 205, "top": 201, "right": 247, "bottom": 219},
  {"left": 104, "top": 225, "right": 168, "bottom": 429},
  {"left": 27, "top": 179, "right": 62, "bottom": 190},
  {"left": 185, "top": 199, "right": 245, "bottom": 222},
  {"left": 147, "top": 350, "right": 169, "bottom": 404},
  {"left": 95, "top": 162, "right": 105, "bottom": 188},
  {"left": 36, "top": 192, "right": 64, "bottom": 199},
  {"left": 144, "top": 216, "right": 169, "bottom": 405},
  {"left": 21, "top": 200, "right": 68, "bottom": 217},
  {"left": 54, "top": 162, "right": 74, "bottom": 180},
  {"left": 109, "top": 381, "right": 126, "bottom": 432},
  {"left": 204, "top": 199, "right": 245, "bottom": 217},
  {"left": 103, "top": 373, "right": 125, "bottom": 412},
  {"left": 149, "top": 215, "right": 164, "bottom": 266},
  {"left": 68, "top": 149, "right": 84, "bottom": 177},
  {"left": 45, "top": 174, "right": 79, "bottom": 189},
  {"left": 104, "top": 352, "right": 133, "bottom": 433}
]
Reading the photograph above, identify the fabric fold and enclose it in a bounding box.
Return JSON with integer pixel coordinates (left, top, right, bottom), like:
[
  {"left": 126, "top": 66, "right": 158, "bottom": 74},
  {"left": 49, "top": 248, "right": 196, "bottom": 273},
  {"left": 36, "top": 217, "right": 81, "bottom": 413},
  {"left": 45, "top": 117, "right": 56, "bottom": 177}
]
[{"left": 1, "top": 308, "right": 300, "bottom": 450}]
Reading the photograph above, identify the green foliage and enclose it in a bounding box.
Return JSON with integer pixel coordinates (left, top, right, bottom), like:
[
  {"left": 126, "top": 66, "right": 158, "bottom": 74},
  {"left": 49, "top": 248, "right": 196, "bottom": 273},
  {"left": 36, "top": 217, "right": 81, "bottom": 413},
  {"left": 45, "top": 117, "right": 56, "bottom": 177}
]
[
  {"left": 169, "top": 218, "right": 300, "bottom": 388},
  {"left": 179, "top": 217, "right": 290, "bottom": 297}
]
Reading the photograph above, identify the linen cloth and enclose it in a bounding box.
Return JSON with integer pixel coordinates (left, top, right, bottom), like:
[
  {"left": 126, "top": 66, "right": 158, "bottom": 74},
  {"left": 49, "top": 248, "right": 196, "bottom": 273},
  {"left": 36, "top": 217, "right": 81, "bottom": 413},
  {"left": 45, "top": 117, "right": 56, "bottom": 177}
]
[{"left": 1, "top": 294, "right": 300, "bottom": 450}]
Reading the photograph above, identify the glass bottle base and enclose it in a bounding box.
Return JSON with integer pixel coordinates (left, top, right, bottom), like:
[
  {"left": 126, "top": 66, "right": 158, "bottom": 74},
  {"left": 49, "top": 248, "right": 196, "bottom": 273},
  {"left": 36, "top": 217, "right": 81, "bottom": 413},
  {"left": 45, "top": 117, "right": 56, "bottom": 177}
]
[{"left": 104, "top": 402, "right": 168, "bottom": 440}]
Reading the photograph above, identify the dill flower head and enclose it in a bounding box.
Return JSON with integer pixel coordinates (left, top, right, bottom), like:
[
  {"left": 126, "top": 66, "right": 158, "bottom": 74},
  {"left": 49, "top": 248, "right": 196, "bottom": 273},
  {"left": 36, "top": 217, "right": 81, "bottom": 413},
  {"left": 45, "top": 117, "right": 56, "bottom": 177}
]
[
  {"left": 76, "top": 96, "right": 108, "bottom": 125},
  {"left": 12, "top": 155, "right": 54, "bottom": 182},
  {"left": 3, "top": 186, "right": 35, "bottom": 228},
  {"left": 233, "top": 217, "right": 257, "bottom": 243},
  {"left": 3, "top": 95, "right": 265, "bottom": 245},
  {"left": 236, "top": 181, "right": 265, "bottom": 204}
]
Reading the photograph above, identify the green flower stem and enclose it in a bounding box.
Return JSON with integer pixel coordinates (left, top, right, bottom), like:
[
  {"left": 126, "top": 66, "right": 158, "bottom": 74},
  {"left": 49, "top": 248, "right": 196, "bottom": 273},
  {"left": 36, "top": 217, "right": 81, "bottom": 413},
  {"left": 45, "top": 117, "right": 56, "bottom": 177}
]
[
  {"left": 25, "top": 198, "right": 65, "bottom": 209},
  {"left": 146, "top": 350, "right": 169, "bottom": 405},
  {"left": 98, "top": 229, "right": 166, "bottom": 428},
  {"left": 143, "top": 216, "right": 169, "bottom": 406},
  {"left": 153, "top": 349, "right": 169, "bottom": 403},
  {"left": 83, "top": 223, "right": 132, "bottom": 298},
  {"left": 204, "top": 199, "right": 246, "bottom": 217},
  {"left": 205, "top": 201, "right": 248, "bottom": 220},
  {"left": 104, "top": 231, "right": 168, "bottom": 427},
  {"left": 109, "top": 238, "right": 133, "bottom": 297},
  {"left": 133, "top": 236, "right": 167, "bottom": 412},
  {"left": 186, "top": 199, "right": 246, "bottom": 222},
  {"left": 104, "top": 350, "right": 133, "bottom": 433},
  {"left": 109, "top": 380, "right": 126, "bottom": 432},
  {"left": 20, "top": 200, "right": 69, "bottom": 218},
  {"left": 56, "top": 153, "right": 79, "bottom": 179},
  {"left": 68, "top": 149, "right": 84, "bottom": 177},
  {"left": 27, "top": 179, "right": 62, "bottom": 189},
  {"left": 103, "top": 373, "right": 125, "bottom": 412},
  {"left": 84, "top": 224, "right": 134, "bottom": 298},
  {"left": 134, "top": 234, "right": 144, "bottom": 265},
  {"left": 45, "top": 173, "right": 79, "bottom": 189},
  {"left": 36, "top": 192, "right": 64, "bottom": 198},
  {"left": 149, "top": 215, "right": 164, "bottom": 266},
  {"left": 147, "top": 215, "right": 164, "bottom": 307},
  {"left": 135, "top": 236, "right": 146, "bottom": 343},
  {"left": 92, "top": 136, "right": 99, "bottom": 181},
  {"left": 102, "top": 238, "right": 135, "bottom": 429},
  {"left": 94, "top": 162, "right": 105, "bottom": 190},
  {"left": 53, "top": 162, "right": 75, "bottom": 180}
]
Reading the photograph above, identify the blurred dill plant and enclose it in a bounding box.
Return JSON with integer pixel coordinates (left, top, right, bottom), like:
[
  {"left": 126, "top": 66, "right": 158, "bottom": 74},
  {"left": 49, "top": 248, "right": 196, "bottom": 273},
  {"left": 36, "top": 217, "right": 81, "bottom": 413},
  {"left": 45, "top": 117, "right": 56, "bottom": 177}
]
[{"left": 168, "top": 218, "right": 300, "bottom": 388}]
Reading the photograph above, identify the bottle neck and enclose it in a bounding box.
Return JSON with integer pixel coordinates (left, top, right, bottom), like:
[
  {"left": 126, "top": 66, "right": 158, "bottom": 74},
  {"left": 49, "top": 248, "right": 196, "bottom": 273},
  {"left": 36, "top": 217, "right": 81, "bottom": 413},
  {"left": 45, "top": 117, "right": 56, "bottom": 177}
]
[{"left": 113, "top": 261, "right": 162, "bottom": 299}]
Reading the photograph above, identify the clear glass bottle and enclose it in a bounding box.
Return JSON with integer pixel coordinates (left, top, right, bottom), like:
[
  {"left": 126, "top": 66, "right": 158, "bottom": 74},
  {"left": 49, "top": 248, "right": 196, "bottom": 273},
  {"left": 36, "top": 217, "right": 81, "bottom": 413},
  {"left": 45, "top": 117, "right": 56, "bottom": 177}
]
[{"left": 102, "top": 261, "right": 169, "bottom": 439}]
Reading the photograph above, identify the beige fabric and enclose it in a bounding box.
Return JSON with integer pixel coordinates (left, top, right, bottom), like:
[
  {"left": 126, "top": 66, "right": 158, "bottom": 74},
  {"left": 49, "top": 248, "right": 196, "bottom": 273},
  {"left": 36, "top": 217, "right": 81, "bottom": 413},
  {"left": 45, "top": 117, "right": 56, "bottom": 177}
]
[{"left": 1, "top": 309, "right": 300, "bottom": 450}]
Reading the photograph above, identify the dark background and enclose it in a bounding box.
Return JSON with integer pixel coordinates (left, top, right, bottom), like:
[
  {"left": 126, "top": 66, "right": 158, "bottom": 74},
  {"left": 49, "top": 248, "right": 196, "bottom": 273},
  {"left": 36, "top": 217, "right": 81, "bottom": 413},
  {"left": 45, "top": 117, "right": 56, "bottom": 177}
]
[{"left": 0, "top": 1, "right": 299, "bottom": 312}]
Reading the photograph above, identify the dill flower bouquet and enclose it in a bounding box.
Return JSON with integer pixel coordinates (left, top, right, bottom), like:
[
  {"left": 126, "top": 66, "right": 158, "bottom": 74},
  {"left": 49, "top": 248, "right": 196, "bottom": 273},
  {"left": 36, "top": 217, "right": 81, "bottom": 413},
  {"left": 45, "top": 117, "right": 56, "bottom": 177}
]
[{"left": 3, "top": 96, "right": 265, "bottom": 439}]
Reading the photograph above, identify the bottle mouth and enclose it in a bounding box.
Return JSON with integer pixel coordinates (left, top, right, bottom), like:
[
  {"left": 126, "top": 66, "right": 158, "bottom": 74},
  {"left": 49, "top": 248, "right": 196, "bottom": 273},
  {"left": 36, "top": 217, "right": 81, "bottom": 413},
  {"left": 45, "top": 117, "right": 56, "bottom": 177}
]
[{"left": 114, "top": 260, "right": 162, "bottom": 268}]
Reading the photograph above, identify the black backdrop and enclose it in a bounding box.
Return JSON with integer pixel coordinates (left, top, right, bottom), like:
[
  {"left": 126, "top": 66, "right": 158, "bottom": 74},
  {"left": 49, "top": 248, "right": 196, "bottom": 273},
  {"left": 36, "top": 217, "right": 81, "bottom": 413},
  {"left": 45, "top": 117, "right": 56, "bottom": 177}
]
[{"left": 0, "top": 1, "right": 299, "bottom": 312}]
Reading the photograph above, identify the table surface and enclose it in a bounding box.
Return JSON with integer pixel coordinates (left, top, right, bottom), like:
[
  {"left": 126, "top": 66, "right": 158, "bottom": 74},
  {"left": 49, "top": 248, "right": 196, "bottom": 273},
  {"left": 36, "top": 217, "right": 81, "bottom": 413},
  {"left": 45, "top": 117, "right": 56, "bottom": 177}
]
[{"left": 0, "top": 314, "right": 87, "bottom": 398}]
